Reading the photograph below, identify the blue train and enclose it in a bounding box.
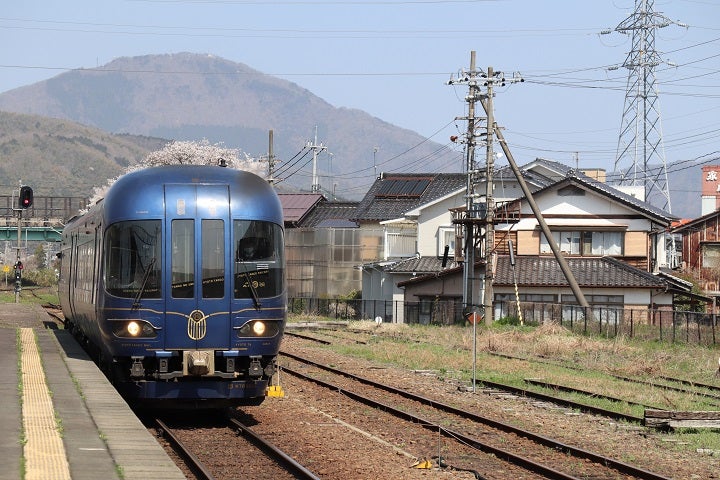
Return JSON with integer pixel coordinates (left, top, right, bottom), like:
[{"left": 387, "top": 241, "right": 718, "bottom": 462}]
[{"left": 58, "top": 164, "right": 286, "bottom": 407}]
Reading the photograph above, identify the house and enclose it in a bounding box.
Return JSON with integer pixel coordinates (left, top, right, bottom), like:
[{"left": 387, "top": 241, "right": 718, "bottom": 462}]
[
  {"left": 398, "top": 168, "right": 685, "bottom": 324},
  {"left": 357, "top": 161, "right": 594, "bottom": 322},
  {"left": 494, "top": 169, "right": 677, "bottom": 273},
  {"left": 671, "top": 209, "right": 720, "bottom": 297},
  {"left": 398, "top": 256, "right": 672, "bottom": 325},
  {"left": 354, "top": 173, "right": 466, "bottom": 321}
]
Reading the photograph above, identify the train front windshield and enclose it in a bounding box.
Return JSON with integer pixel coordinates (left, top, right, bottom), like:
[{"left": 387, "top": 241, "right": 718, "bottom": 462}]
[
  {"left": 103, "top": 219, "right": 283, "bottom": 300},
  {"left": 104, "top": 220, "right": 162, "bottom": 298},
  {"left": 234, "top": 220, "right": 284, "bottom": 299}
]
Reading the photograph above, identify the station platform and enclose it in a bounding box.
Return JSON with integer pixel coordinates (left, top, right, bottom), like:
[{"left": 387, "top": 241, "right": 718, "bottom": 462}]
[{"left": 0, "top": 303, "right": 185, "bottom": 480}]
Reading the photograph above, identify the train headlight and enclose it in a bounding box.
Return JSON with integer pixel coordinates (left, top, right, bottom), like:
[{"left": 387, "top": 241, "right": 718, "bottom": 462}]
[
  {"left": 235, "top": 320, "right": 279, "bottom": 338},
  {"left": 111, "top": 319, "right": 159, "bottom": 338},
  {"left": 252, "top": 321, "right": 266, "bottom": 336},
  {"left": 127, "top": 321, "right": 141, "bottom": 336}
]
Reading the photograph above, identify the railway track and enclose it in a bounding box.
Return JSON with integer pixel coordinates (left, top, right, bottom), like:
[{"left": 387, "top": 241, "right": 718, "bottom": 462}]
[
  {"left": 280, "top": 348, "right": 672, "bottom": 480},
  {"left": 286, "top": 328, "right": 646, "bottom": 423},
  {"left": 154, "top": 415, "right": 320, "bottom": 480},
  {"left": 289, "top": 327, "right": 720, "bottom": 415},
  {"left": 487, "top": 350, "right": 720, "bottom": 409}
]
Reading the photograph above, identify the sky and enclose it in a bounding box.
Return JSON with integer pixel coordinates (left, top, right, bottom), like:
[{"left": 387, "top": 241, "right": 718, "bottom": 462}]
[{"left": 0, "top": 0, "right": 718, "bottom": 206}]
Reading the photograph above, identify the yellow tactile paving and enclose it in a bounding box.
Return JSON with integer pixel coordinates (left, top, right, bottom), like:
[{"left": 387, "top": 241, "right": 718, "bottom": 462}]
[{"left": 20, "top": 327, "right": 71, "bottom": 480}]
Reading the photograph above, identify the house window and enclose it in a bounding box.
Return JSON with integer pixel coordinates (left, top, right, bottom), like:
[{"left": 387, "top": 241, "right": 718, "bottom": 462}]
[
  {"left": 583, "top": 231, "right": 623, "bottom": 255},
  {"left": 561, "top": 294, "right": 624, "bottom": 326},
  {"left": 494, "top": 293, "right": 557, "bottom": 323},
  {"left": 385, "top": 230, "right": 416, "bottom": 258},
  {"left": 438, "top": 227, "right": 455, "bottom": 257},
  {"left": 562, "top": 294, "right": 624, "bottom": 307},
  {"left": 540, "top": 231, "right": 580, "bottom": 255},
  {"left": 540, "top": 230, "right": 623, "bottom": 256},
  {"left": 701, "top": 243, "right": 720, "bottom": 268}
]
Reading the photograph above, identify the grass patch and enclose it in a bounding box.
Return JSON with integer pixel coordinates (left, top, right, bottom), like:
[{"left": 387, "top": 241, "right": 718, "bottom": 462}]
[{"left": 0, "top": 286, "right": 59, "bottom": 305}]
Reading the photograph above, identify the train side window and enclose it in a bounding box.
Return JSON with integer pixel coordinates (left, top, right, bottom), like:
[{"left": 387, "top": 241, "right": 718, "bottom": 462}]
[
  {"left": 172, "top": 219, "right": 195, "bottom": 298},
  {"left": 104, "top": 220, "right": 161, "bottom": 298}
]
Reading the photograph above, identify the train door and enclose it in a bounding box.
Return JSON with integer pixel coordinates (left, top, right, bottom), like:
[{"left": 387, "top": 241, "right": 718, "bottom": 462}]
[{"left": 164, "top": 184, "right": 231, "bottom": 350}]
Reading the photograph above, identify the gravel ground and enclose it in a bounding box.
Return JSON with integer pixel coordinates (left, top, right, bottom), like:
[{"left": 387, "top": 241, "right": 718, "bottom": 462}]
[
  {"left": 252, "top": 335, "right": 719, "bottom": 480},
  {"left": 155, "top": 333, "right": 719, "bottom": 479}
]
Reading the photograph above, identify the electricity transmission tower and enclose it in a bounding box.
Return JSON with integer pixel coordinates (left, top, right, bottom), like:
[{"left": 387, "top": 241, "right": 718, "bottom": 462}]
[{"left": 610, "top": 0, "right": 684, "bottom": 213}]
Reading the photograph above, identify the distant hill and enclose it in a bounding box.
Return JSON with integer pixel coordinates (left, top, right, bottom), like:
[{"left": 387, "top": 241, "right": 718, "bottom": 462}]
[
  {"left": 0, "top": 52, "right": 454, "bottom": 200},
  {"left": 0, "top": 52, "right": 703, "bottom": 216},
  {"left": 0, "top": 111, "right": 163, "bottom": 196}
]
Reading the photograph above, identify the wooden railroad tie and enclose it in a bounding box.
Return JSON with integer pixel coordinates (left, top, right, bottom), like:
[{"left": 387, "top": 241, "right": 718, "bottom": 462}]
[{"left": 644, "top": 409, "right": 720, "bottom": 429}]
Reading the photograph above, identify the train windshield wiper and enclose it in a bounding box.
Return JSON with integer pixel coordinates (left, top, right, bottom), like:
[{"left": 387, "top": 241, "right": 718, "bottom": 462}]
[
  {"left": 132, "top": 257, "right": 156, "bottom": 309},
  {"left": 238, "top": 262, "right": 262, "bottom": 309}
]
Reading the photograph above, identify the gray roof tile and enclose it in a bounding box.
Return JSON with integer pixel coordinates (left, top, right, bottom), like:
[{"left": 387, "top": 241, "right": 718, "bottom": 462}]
[
  {"left": 398, "top": 255, "right": 667, "bottom": 290},
  {"left": 352, "top": 173, "right": 466, "bottom": 222}
]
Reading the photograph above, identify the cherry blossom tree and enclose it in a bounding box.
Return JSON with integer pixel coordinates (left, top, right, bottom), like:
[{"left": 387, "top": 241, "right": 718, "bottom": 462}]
[{"left": 86, "top": 139, "right": 265, "bottom": 207}]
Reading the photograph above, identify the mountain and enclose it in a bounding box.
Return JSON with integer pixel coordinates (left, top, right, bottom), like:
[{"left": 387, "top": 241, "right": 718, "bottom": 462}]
[
  {"left": 0, "top": 52, "right": 703, "bottom": 216},
  {"left": 0, "top": 110, "right": 162, "bottom": 196},
  {"left": 0, "top": 53, "right": 453, "bottom": 200}
]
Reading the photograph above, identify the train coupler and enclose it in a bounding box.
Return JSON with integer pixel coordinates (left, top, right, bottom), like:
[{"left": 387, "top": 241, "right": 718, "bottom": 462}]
[
  {"left": 130, "top": 357, "right": 145, "bottom": 378},
  {"left": 248, "top": 356, "right": 263, "bottom": 379}
]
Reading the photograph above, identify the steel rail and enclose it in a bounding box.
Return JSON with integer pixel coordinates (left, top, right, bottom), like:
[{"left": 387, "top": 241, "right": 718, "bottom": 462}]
[
  {"left": 286, "top": 331, "right": 644, "bottom": 422},
  {"left": 227, "top": 417, "right": 320, "bottom": 480},
  {"left": 155, "top": 418, "right": 216, "bottom": 480},
  {"left": 282, "top": 350, "right": 671, "bottom": 480},
  {"left": 284, "top": 330, "right": 331, "bottom": 344},
  {"left": 282, "top": 364, "right": 577, "bottom": 480},
  {"left": 489, "top": 350, "right": 720, "bottom": 405},
  {"left": 523, "top": 378, "right": 663, "bottom": 410}
]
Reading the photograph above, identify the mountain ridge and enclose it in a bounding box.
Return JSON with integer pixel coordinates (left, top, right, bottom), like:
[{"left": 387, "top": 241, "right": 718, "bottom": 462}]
[
  {"left": 0, "top": 52, "right": 702, "bottom": 216},
  {"left": 0, "top": 52, "right": 456, "bottom": 200}
]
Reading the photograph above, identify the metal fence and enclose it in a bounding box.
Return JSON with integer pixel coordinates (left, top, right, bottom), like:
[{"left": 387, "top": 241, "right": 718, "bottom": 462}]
[{"left": 288, "top": 297, "right": 720, "bottom": 346}]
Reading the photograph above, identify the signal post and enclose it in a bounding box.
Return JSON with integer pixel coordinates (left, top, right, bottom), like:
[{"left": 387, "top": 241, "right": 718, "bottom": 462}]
[{"left": 13, "top": 184, "right": 33, "bottom": 302}]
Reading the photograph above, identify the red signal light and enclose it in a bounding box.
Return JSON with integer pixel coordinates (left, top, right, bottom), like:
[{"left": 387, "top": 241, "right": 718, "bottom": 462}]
[{"left": 19, "top": 186, "right": 33, "bottom": 209}]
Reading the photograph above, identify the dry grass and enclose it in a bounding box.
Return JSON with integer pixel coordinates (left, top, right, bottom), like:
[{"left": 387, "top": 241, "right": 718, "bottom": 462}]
[{"left": 339, "top": 319, "right": 720, "bottom": 395}]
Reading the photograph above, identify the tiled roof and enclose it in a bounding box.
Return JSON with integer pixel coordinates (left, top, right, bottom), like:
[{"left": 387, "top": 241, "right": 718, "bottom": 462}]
[
  {"left": 500, "top": 171, "right": 677, "bottom": 224},
  {"left": 493, "top": 256, "right": 666, "bottom": 288},
  {"left": 299, "top": 201, "right": 360, "bottom": 228},
  {"left": 398, "top": 255, "right": 667, "bottom": 290},
  {"left": 278, "top": 193, "right": 325, "bottom": 225},
  {"left": 352, "top": 173, "right": 466, "bottom": 222},
  {"left": 384, "top": 256, "right": 450, "bottom": 273},
  {"left": 494, "top": 161, "right": 557, "bottom": 187}
]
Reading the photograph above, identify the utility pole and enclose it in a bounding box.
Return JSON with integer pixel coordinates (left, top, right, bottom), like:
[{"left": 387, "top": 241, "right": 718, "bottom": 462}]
[
  {"left": 307, "top": 126, "right": 327, "bottom": 193},
  {"left": 448, "top": 54, "right": 523, "bottom": 326},
  {"left": 267, "top": 129, "right": 276, "bottom": 184},
  {"left": 373, "top": 146, "right": 379, "bottom": 178},
  {"left": 483, "top": 66, "right": 496, "bottom": 326},
  {"left": 448, "top": 51, "right": 484, "bottom": 325}
]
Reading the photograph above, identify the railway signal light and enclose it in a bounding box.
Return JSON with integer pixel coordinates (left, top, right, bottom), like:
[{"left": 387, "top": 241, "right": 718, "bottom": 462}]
[{"left": 19, "top": 186, "right": 33, "bottom": 209}]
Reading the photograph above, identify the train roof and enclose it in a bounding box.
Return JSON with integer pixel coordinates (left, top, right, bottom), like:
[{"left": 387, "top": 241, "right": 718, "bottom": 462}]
[{"left": 71, "top": 165, "right": 283, "bottom": 227}]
